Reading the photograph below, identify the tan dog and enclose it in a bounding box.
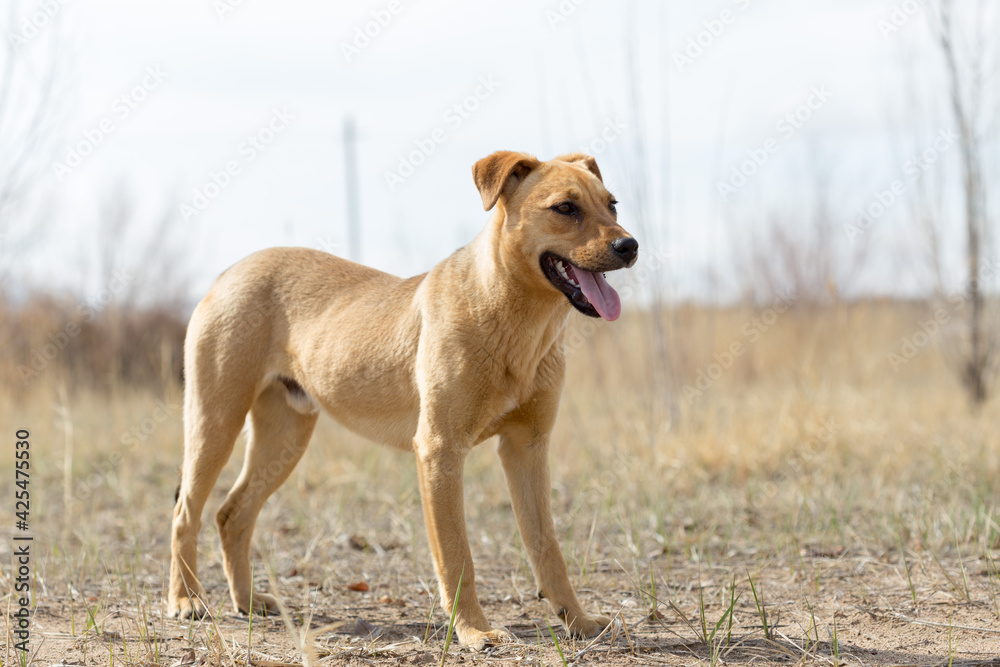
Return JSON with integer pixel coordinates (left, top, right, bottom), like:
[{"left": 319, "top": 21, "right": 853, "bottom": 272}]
[{"left": 167, "top": 151, "right": 638, "bottom": 648}]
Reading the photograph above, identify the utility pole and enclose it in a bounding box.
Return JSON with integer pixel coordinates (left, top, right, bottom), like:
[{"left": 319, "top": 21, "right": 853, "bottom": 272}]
[{"left": 343, "top": 116, "right": 361, "bottom": 262}]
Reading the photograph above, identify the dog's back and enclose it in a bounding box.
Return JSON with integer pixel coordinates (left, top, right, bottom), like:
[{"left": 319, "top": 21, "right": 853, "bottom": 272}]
[{"left": 185, "top": 247, "right": 425, "bottom": 449}]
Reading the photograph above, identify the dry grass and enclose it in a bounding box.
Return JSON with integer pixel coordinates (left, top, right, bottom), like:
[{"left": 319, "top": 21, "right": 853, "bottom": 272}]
[{"left": 2, "top": 301, "right": 999, "bottom": 665}]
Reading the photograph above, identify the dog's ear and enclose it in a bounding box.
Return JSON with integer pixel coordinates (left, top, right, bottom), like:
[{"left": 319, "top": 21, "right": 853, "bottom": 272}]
[
  {"left": 472, "top": 151, "right": 542, "bottom": 211},
  {"left": 555, "top": 152, "right": 603, "bottom": 182}
]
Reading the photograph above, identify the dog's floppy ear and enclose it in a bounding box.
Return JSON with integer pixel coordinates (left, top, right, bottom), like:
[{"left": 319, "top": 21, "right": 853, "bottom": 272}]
[
  {"left": 472, "top": 151, "right": 542, "bottom": 211},
  {"left": 555, "top": 152, "right": 603, "bottom": 182}
]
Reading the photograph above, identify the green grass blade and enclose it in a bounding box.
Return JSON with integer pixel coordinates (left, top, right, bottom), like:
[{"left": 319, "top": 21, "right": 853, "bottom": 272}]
[
  {"left": 440, "top": 564, "right": 464, "bottom": 667},
  {"left": 747, "top": 571, "right": 770, "bottom": 640},
  {"left": 546, "top": 618, "right": 569, "bottom": 667}
]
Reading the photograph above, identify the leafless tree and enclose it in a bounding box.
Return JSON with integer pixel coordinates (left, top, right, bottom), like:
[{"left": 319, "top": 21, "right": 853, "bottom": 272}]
[
  {"left": 733, "top": 166, "right": 871, "bottom": 307},
  {"left": 925, "top": 0, "right": 1000, "bottom": 406},
  {"left": 93, "top": 183, "right": 192, "bottom": 310},
  {"left": 0, "top": 0, "right": 71, "bottom": 286},
  {"left": 545, "top": 0, "right": 683, "bottom": 433},
  {"left": 617, "top": 0, "right": 681, "bottom": 432}
]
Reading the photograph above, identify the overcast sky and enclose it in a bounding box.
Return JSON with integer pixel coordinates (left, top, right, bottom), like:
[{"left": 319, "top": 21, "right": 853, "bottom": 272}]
[{"left": 4, "top": 0, "right": 989, "bottom": 304}]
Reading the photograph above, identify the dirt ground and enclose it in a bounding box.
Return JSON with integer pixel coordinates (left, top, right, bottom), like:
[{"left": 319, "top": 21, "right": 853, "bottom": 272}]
[
  {"left": 4, "top": 306, "right": 1000, "bottom": 665},
  {"left": 9, "top": 502, "right": 1000, "bottom": 666}
]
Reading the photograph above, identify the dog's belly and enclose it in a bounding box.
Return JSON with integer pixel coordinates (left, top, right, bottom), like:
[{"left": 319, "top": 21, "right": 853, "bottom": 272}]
[
  {"left": 323, "top": 397, "right": 419, "bottom": 451},
  {"left": 302, "top": 356, "right": 420, "bottom": 451},
  {"left": 333, "top": 414, "right": 417, "bottom": 451}
]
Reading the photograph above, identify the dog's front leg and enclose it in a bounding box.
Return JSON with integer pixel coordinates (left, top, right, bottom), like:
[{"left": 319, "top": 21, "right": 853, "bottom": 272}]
[
  {"left": 414, "top": 431, "right": 512, "bottom": 650},
  {"left": 497, "top": 423, "right": 612, "bottom": 639}
]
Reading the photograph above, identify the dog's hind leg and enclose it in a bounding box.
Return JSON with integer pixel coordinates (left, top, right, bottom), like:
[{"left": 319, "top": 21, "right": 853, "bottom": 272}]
[
  {"left": 168, "top": 377, "right": 253, "bottom": 619},
  {"left": 216, "top": 377, "right": 318, "bottom": 615}
]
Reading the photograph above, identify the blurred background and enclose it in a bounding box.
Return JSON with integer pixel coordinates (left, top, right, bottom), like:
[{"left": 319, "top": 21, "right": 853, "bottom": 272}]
[
  {"left": 3, "top": 0, "right": 999, "bottom": 404},
  {"left": 2, "top": 1, "right": 1000, "bottom": 663}
]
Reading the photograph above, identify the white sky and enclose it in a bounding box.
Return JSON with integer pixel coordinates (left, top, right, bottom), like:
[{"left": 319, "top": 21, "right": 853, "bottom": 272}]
[{"left": 4, "top": 0, "right": 988, "bottom": 303}]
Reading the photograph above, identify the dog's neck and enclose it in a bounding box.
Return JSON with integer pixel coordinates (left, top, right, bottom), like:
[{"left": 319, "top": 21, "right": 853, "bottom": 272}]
[
  {"left": 427, "top": 207, "right": 570, "bottom": 363},
  {"left": 466, "top": 207, "right": 569, "bottom": 316},
  {"left": 437, "top": 209, "right": 568, "bottom": 383}
]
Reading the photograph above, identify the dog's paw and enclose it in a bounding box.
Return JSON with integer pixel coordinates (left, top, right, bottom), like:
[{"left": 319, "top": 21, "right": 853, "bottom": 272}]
[
  {"left": 167, "top": 595, "right": 209, "bottom": 619},
  {"left": 238, "top": 592, "right": 283, "bottom": 616},
  {"left": 459, "top": 626, "right": 514, "bottom": 651},
  {"left": 567, "top": 613, "right": 614, "bottom": 639}
]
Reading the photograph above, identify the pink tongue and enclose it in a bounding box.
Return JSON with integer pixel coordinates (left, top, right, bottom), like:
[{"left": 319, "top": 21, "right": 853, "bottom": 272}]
[{"left": 571, "top": 267, "right": 621, "bottom": 321}]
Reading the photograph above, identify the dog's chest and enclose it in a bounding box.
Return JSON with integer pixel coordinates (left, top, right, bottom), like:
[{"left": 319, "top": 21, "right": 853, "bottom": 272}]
[
  {"left": 492, "top": 343, "right": 549, "bottom": 400},
  {"left": 488, "top": 339, "right": 558, "bottom": 413},
  {"left": 467, "top": 310, "right": 566, "bottom": 437},
  {"left": 498, "top": 396, "right": 520, "bottom": 418},
  {"left": 479, "top": 396, "right": 521, "bottom": 439}
]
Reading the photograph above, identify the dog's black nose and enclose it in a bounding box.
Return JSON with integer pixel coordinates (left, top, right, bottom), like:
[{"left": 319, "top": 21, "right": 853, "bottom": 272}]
[{"left": 611, "top": 237, "right": 638, "bottom": 263}]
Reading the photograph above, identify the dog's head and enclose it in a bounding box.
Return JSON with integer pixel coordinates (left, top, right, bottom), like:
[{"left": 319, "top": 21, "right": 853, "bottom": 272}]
[{"left": 473, "top": 151, "right": 638, "bottom": 321}]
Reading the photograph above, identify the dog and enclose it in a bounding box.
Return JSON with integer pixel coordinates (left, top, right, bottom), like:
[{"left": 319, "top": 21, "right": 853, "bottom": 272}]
[{"left": 167, "top": 150, "right": 638, "bottom": 649}]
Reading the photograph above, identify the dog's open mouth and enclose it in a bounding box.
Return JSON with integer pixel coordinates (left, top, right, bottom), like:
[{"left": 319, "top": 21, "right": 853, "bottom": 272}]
[{"left": 540, "top": 252, "right": 622, "bottom": 321}]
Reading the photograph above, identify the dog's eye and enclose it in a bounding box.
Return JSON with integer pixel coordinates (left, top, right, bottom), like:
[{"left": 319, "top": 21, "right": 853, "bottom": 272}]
[
  {"left": 609, "top": 200, "right": 618, "bottom": 213},
  {"left": 551, "top": 202, "right": 578, "bottom": 216}
]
